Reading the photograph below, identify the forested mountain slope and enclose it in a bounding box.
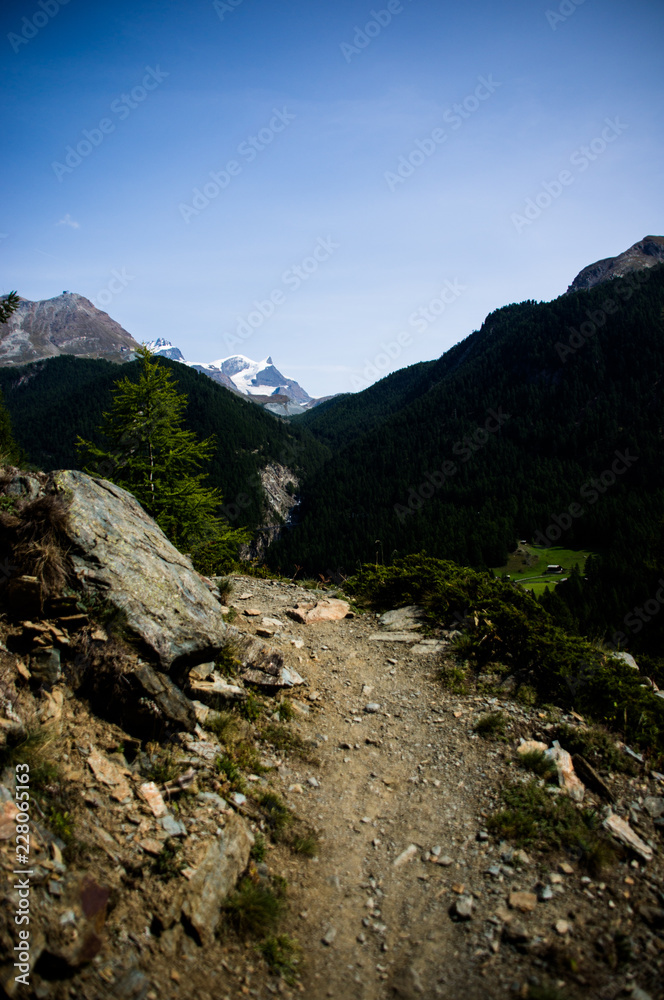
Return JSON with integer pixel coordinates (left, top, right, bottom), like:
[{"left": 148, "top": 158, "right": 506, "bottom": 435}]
[
  {"left": 272, "top": 265, "right": 664, "bottom": 652},
  {"left": 0, "top": 354, "right": 328, "bottom": 531}
]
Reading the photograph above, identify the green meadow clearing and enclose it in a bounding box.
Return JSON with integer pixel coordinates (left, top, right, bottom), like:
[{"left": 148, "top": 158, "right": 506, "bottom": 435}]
[{"left": 493, "top": 544, "right": 595, "bottom": 596}]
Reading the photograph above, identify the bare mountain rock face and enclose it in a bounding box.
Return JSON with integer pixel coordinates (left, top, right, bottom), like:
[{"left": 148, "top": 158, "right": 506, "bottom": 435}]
[
  {"left": 567, "top": 235, "right": 664, "bottom": 293},
  {"left": 0, "top": 292, "right": 139, "bottom": 366},
  {"left": 240, "top": 462, "right": 300, "bottom": 561},
  {"left": 55, "top": 470, "right": 227, "bottom": 672}
]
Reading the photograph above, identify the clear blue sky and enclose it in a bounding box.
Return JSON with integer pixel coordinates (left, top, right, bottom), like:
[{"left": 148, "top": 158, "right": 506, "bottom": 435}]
[{"left": 1, "top": 0, "right": 662, "bottom": 396}]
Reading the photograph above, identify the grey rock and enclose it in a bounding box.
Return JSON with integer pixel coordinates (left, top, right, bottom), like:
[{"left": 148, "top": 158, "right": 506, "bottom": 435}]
[
  {"left": 630, "top": 989, "right": 654, "bottom": 1000},
  {"left": 189, "top": 676, "right": 247, "bottom": 705},
  {"left": 572, "top": 753, "right": 615, "bottom": 803},
  {"left": 161, "top": 814, "right": 186, "bottom": 837},
  {"left": 308, "top": 776, "right": 320, "bottom": 788},
  {"left": 612, "top": 651, "right": 639, "bottom": 670},
  {"left": 365, "top": 703, "right": 381, "bottom": 714},
  {"left": 450, "top": 895, "right": 473, "bottom": 920},
  {"left": 644, "top": 796, "right": 664, "bottom": 819},
  {"left": 55, "top": 470, "right": 227, "bottom": 672},
  {"left": 538, "top": 885, "right": 553, "bottom": 901},
  {"left": 378, "top": 606, "right": 425, "bottom": 631},
  {"left": 188, "top": 661, "right": 216, "bottom": 681},
  {"left": 226, "top": 631, "right": 304, "bottom": 689},
  {"left": 129, "top": 663, "right": 197, "bottom": 732},
  {"left": 322, "top": 926, "right": 337, "bottom": 946},
  {"left": 30, "top": 648, "right": 61, "bottom": 687},
  {"left": 197, "top": 792, "right": 228, "bottom": 810},
  {"left": 113, "top": 968, "right": 150, "bottom": 1000},
  {"left": 172, "top": 812, "right": 253, "bottom": 946}
]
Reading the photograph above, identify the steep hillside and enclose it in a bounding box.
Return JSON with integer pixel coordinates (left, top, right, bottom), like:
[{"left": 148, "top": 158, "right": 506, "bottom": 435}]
[
  {"left": 272, "top": 265, "right": 664, "bottom": 650},
  {"left": 0, "top": 355, "right": 328, "bottom": 532}
]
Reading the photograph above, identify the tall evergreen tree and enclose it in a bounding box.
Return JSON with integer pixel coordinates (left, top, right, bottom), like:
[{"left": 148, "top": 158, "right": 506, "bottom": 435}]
[{"left": 77, "top": 345, "right": 249, "bottom": 573}]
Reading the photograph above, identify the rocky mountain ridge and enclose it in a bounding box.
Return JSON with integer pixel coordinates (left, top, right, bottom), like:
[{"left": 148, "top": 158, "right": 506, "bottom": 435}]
[
  {"left": 0, "top": 293, "right": 138, "bottom": 367},
  {"left": 567, "top": 236, "right": 664, "bottom": 294}
]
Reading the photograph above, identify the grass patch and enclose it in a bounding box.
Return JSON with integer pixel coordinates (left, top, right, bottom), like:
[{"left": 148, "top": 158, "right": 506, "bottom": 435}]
[
  {"left": 215, "top": 577, "right": 233, "bottom": 604},
  {"left": 0, "top": 725, "right": 57, "bottom": 775},
  {"left": 277, "top": 699, "right": 295, "bottom": 722},
  {"left": 257, "top": 791, "right": 294, "bottom": 839},
  {"left": 153, "top": 839, "right": 185, "bottom": 880},
  {"left": 473, "top": 711, "right": 507, "bottom": 738},
  {"left": 48, "top": 808, "right": 75, "bottom": 843},
  {"left": 290, "top": 831, "right": 319, "bottom": 858},
  {"left": 224, "top": 877, "right": 284, "bottom": 937},
  {"left": 204, "top": 710, "right": 239, "bottom": 744},
  {"left": 488, "top": 779, "right": 615, "bottom": 874},
  {"left": 518, "top": 750, "right": 558, "bottom": 780},
  {"left": 551, "top": 723, "right": 634, "bottom": 774},
  {"left": 258, "top": 934, "right": 301, "bottom": 984},
  {"left": 439, "top": 662, "right": 471, "bottom": 694},
  {"left": 250, "top": 832, "right": 267, "bottom": 863},
  {"left": 215, "top": 642, "right": 242, "bottom": 678},
  {"left": 143, "top": 744, "right": 180, "bottom": 785},
  {"left": 237, "top": 691, "right": 262, "bottom": 722},
  {"left": 259, "top": 723, "right": 318, "bottom": 763},
  {"left": 215, "top": 755, "right": 246, "bottom": 792}
]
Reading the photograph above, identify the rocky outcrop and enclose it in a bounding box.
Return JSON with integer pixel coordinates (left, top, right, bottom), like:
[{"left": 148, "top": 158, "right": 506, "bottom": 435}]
[
  {"left": 240, "top": 463, "right": 299, "bottom": 561},
  {"left": 0, "top": 292, "right": 138, "bottom": 366},
  {"left": 55, "top": 470, "right": 227, "bottom": 672},
  {"left": 174, "top": 813, "right": 254, "bottom": 946},
  {"left": 567, "top": 235, "right": 664, "bottom": 293}
]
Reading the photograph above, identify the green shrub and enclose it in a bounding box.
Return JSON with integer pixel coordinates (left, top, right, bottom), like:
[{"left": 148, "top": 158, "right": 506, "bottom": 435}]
[
  {"left": 224, "top": 878, "right": 283, "bottom": 936},
  {"left": 215, "top": 755, "right": 245, "bottom": 791},
  {"left": 250, "top": 832, "right": 267, "bottom": 862},
  {"left": 258, "top": 934, "right": 301, "bottom": 984},
  {"left": 518, "top": 750, "right": 558, "bottom": 779},
  {"left": 551, "top": 723, "right": 634, "bottom": 774},
  {"left": 205, "top": 710, "right": 239, "bottom": 744},
  {"left": 257, "top": 791, "right": 293, "bottom": 839},
  {"left": 259, "top": 723, "right": 317, "bottom": 762},
  {"left": 488, "top": 779, "right": 615, "bottom": 874},
  {"left": 290, "top": 831, "right": 319, "bottom": 857},
  {"left": 345, "top": 554, "right": 664, "bottom": 763},
  {"left": 473, "top": 711, "right": 507, "bottom": 738}
]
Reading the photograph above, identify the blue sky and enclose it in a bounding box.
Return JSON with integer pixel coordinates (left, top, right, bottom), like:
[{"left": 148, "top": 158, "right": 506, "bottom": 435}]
[{"left": 1, "top": 0, "right": 662, "bottom": 396}]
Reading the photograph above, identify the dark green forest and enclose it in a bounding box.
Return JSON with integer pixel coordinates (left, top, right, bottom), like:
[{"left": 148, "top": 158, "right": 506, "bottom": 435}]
[
  {"left": 0, "top": 354, "right": 329, "bottom": 532},
  {"left": 270, "top": 265, "right": 664, "bottom": 659}
]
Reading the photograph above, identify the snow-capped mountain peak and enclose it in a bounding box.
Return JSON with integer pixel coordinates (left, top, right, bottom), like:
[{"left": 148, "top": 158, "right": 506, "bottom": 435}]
[
  {"left": 143, "top": 341, "right": 318, "bottom": 412},
  {"left": 144, "top": 338, "right": 187, "bottom": 362}
]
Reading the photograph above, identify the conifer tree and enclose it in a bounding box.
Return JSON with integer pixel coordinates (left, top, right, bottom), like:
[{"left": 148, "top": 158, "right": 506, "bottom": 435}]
[{"left": 77, "top": 346, "right": 249, "bottom": 573}]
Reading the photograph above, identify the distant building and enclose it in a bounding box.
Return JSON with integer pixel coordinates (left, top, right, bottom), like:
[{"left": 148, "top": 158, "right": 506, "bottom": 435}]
[{"left": 544, "top": 564, "right": 564, "bottom": 574}]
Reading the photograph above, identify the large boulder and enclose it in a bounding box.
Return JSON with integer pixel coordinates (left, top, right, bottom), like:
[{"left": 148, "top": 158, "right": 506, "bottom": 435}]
[{"left": 55, "top": 471, "right": 226, "bottom": 672}]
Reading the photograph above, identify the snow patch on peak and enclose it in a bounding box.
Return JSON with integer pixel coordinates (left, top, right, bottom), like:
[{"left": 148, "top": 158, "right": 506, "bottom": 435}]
[{"left": 145, "top": 339, "right": 187, "bottom": 362}]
